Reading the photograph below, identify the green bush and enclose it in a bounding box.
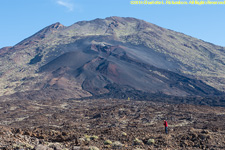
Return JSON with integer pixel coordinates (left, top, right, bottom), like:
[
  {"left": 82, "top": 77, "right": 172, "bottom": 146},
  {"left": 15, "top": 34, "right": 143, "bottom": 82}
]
[
  {"left": 147, "top": 139, "right": 155, "bottom": 145},
  {"left": 89, "top": 146, "right": 99, "bottom": 150},
  {"left": 112, "top": 141, "right": 123, "bottom": 148},
  {"left": 84, "top": 135, "right": 91, "bottom": 141},
  {"left": 104, "top": 140, "right": 112, "bottom": 145},
  {"left": 84, "top": 135, "right": 98, "bottom": 141},
  {"left": 90, "top": 135, "right": 99, "bottom": 140},
  {"left": 122, "top": 132, "right": 127, "bottom": 136},
  {"left": 133, "top": 138, "right": 143, "bottom": 145}
]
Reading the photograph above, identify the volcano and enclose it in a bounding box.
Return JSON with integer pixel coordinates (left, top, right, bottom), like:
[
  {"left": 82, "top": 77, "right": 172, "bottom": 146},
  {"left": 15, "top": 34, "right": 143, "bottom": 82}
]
[{"left": 0, "top": 16, "right": 225, "bottom": 102}]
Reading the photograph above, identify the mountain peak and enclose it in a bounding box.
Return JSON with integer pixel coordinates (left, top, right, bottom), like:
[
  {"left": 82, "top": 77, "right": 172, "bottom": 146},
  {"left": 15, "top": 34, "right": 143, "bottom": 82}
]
[
  {"left": 48, "top": 22, "right": 65, "bottom": 30},
  {"left": 33, "top": 22, "right": 65, "bottom": 37},
  {"left": 15, "top": 22, "right": 65, "bottom": 47}
]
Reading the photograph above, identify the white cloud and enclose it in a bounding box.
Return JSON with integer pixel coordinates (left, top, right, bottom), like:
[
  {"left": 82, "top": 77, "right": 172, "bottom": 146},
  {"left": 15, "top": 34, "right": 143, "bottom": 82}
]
[{"left": 56, "top": 0, "right": 74, "bottom": 11}]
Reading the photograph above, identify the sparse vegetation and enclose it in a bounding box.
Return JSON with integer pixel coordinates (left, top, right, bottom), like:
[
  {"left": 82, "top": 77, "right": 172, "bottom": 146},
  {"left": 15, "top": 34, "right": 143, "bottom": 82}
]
[
  {"left": 147, "top": 139, "right": 155, "bottom": 145},
  {"left": 84, "top": 135, "right": 91, "bottom": 142},
  {"left": 89, "top": 146, "right": 99, "bottom": 150},
  {"left": 0, "top": 99, "right": 224, "bottom": 149},
  {"left": 133, "top": 138, "right": 143, "bottom": 145},
  {"left": 112, "top": 141, "right": 123, "bottom": 148},
  {"left": 90, "top": 135, "right": 99, "bottom": 140},
  {"left": 104, "top": 140, "right": 112, "bottom": 145},
  {"left": 122, "top": 131, "right": 127, "bottom": 136},
  {"left": 84, "top": 135, "right": 98, "bottom": 141}
]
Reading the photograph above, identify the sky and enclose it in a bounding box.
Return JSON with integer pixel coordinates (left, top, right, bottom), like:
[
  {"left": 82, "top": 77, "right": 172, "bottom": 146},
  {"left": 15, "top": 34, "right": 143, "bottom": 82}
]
[{"left": 0, "top": 0, "right": 225, "bottom": 48}]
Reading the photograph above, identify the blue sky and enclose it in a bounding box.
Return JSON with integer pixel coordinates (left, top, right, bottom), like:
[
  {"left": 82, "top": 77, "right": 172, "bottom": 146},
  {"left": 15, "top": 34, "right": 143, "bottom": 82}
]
[{"left": 0, "top": 0, "right": 225, "bottom": 48}]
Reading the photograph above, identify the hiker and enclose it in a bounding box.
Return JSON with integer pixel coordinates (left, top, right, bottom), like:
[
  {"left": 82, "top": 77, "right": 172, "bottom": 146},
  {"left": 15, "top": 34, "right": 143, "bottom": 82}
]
[{"left": 164, "top": 120, "right": 168, "bottom": 134}]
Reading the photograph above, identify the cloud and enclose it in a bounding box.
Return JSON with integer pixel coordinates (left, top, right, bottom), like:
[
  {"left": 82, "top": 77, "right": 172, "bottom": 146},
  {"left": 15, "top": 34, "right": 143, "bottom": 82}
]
[{"left": 56, "top": 0, "right": 74, "bottom": 11}]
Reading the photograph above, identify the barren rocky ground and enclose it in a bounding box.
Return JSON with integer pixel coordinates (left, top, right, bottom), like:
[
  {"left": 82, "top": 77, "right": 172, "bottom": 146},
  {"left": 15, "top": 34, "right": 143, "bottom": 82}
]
[{"left": 0, "top": 99, "right": 224, "bottom": 150}]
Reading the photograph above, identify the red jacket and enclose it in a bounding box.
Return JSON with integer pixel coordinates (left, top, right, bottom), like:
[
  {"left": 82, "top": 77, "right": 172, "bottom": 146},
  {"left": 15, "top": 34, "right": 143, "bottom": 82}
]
[{"left": 164, "top": 121, "right": 168, "bottom": 127}]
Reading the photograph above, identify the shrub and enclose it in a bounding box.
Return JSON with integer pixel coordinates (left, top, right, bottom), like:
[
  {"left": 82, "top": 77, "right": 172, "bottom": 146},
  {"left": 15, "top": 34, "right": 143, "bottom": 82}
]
[
  {"left": 147, "top": 139, "right": 155, "bottom": 145},
  {"left": 122, "top": 132, "right": 127, "bottom": 136},
  {"left": 112, "top": 141, "right": 123, "bottom": 148},
  {"left": 84, "top": 135, "right": 98, "bottom": 141},
  {"left": 84, "top": 135, "right": 91, "bottom": 141},
  {"left": 104, "top": 140, "right": 113, "bottom": 145},
  {"left": 90, "top": 135, "right": 99, "bottom": 140},
  {"left": 89, "top": 146, "right": 99, "bottom": 150},
  {"left": 133, "top": 138, "right": 143, "bottom": 145}
]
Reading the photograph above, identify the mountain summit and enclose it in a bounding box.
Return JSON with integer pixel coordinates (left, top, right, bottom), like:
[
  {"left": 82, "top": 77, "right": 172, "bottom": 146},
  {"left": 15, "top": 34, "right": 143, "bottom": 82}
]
[{"left": 0, "top": 17, "right": 225, "bottom": 101}]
